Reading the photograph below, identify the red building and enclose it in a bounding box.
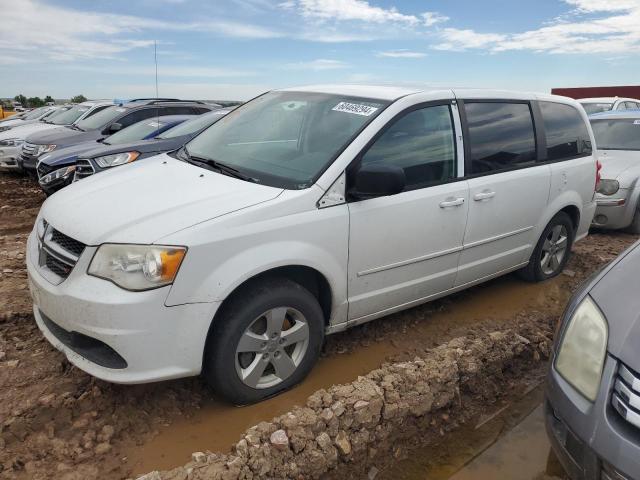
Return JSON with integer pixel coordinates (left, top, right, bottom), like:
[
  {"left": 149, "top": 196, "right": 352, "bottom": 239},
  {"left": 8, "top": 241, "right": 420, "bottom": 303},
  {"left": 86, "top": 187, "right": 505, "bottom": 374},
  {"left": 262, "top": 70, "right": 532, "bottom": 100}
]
[{"left": 552, "top": 85, "right": 640, "bottom": 99}]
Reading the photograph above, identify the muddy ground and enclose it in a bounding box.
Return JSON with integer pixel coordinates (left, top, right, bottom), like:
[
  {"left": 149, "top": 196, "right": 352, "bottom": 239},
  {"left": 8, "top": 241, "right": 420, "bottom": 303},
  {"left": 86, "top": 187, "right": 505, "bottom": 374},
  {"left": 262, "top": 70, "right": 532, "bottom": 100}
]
[{"left": 0, "top": 172, "right": 636, "bottom": 480}]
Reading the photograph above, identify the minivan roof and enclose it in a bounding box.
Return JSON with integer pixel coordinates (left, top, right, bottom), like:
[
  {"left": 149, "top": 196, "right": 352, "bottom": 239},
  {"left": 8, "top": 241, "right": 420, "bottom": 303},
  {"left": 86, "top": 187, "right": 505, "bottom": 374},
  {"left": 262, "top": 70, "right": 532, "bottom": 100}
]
[{"left": 277, "top": 84, "right": 580, "bottom": 105}]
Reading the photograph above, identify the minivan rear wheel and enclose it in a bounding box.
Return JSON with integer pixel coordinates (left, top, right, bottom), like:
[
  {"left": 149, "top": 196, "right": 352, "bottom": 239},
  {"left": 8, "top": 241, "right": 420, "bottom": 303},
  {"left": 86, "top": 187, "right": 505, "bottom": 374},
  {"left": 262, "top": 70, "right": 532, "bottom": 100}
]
[
  {"left": 203, "top": 277, "right": 324, "bottom": 405},
  {"left": 518, "top": 212, "right": 575, "bottom": 282}
]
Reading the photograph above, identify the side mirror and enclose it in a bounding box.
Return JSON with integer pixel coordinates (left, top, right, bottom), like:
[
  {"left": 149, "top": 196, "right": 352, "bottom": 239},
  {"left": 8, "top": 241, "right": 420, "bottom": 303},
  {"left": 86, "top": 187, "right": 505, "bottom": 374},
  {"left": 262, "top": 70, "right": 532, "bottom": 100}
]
[
  {"left": 108, "top": 122, "right": 122, "bottom": 133},
  {"left": 352, "top": 164, "right": 406, "bottom": 199}
]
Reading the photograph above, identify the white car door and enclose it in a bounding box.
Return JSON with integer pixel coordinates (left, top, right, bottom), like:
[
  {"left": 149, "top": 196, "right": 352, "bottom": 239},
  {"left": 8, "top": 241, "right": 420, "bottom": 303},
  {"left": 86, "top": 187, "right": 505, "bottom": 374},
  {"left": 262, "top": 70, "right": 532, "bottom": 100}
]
[
  {"left": 455, "top": 100, "right": 551, "bottom": 286},
  {"left": 347, "top": 102, "right": 469, "bottom": 321}
]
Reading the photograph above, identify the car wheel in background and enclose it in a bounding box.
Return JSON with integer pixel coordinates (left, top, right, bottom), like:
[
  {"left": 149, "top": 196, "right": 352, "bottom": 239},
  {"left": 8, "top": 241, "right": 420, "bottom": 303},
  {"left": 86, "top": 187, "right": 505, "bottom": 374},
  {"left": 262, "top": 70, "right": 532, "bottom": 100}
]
[
  {"left": 518, "top": 212, "right": 575, "bottom": 282},
  {"left": 203, "top": 277, "right": 325, "bottom": 405}
]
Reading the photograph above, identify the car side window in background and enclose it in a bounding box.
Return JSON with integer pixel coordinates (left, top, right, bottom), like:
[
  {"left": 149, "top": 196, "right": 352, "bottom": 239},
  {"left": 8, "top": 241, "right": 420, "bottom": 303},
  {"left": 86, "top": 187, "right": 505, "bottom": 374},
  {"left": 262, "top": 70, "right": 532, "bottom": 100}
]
[
  {"left": 118, "top": 109, "right": 159, "bottom": 129},
  {"left": 82, "top": 105, "right": 110, "bottom": 119},
  {"left": 464, "top": 102, "right": 536, "bottom": 174},
  {"left": 360, "top": 105, "right": 456, "bottom": 189},
  {"left": 539, "top": 101, "right": 592, "bottom": 161},
  {"left": 624, "top": 102, "right": 639, "bottom": 110}
]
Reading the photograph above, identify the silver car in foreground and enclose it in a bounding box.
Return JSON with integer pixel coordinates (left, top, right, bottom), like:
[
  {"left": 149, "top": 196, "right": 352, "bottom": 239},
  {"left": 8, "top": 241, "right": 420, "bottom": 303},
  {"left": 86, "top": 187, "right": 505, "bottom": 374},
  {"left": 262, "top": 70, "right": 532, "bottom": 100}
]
[
  {"left": 546, "top": 240, "right": 640, "bottom": 480},
  {"left": 590, "top": 111, "right": 640, "bottom": 233}
]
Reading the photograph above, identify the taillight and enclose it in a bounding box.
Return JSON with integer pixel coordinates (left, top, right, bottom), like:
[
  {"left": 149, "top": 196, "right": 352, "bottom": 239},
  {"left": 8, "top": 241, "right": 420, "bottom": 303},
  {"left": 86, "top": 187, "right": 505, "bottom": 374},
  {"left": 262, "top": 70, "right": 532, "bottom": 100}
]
[{"left": 595, "top": 159, "right": 602, "bottom": 191}]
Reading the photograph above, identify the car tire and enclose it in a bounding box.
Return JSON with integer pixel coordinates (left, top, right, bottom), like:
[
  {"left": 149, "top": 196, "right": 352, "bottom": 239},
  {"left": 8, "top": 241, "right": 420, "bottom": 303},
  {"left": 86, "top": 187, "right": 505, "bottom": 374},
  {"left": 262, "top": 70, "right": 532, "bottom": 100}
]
[
  {"left": 203, "top": 277, "right": 325, "bottom": 405},
  {"left": 517, "top": 212, "right": 575, "bottom": 282},
  {"left": 626, "top": 204, "right": 640, "bottom": 234}
]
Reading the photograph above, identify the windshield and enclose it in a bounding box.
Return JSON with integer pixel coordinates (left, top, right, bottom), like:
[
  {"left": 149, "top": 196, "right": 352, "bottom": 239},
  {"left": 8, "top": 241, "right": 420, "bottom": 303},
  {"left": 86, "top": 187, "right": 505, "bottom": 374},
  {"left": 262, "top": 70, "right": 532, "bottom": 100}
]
[
  {"left": 24, "top": 107, "right": 49, "bottom": 120},
  {"left": 185, "top": 92, "right": 389, "bottom": 189},
  {"left": 582, "top": 102, "right": 613, "bottom": 115},
  {"left": 591, "top": 119, "right": 640, "bottom": 151},
  {"left": 105, "top": 119, "right": 167, "bottom": 145},
  {"left": 159, "top": 110, "right": 227, "bottom": 139},
  {"left": 75, "top": 105, "right": 126, "bottom": 131},
  {"left": 50, "top": 105, "right": 90, "bottom": 125}
]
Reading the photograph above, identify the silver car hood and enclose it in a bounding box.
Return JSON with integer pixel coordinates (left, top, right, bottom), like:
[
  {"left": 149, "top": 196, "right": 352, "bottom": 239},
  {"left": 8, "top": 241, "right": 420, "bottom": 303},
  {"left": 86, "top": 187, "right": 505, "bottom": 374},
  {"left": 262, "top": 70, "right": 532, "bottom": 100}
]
[
  {"left": 590, "top": 242, "right": 640, "bottom": 372},
  {"left": 598, "top": 150, "right": 640, "bottom": 183}
]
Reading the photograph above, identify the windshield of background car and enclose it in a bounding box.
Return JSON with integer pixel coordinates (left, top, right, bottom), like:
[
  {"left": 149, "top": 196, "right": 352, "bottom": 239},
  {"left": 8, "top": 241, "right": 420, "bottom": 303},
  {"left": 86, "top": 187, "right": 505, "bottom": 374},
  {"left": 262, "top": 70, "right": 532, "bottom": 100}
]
[
  {"left": 44, "top": 107, "right": 71, "bottom": 120},
  {"left": 105, "top": 119, "right": 167, "bottom": 145},
  {"left": 591, "top": 119, "right": 640, "bottom": 151},
  {"left": 582, "top": 103, "right": 613, "bottom": 115},
  {"left": 75, "top": 105, "right": 126, "bottom": 131},
  {"left": 50, "top": 105, "right": 90, "bottom": 125},
  {"left": 185, "top": 92, "right": 389, "bottom": 189},
  {"left": 159, "top": 110, "right": 227, "bottom": 139},
  {"left": 24, "top": 107, "right": 48, "bottom": 120}
]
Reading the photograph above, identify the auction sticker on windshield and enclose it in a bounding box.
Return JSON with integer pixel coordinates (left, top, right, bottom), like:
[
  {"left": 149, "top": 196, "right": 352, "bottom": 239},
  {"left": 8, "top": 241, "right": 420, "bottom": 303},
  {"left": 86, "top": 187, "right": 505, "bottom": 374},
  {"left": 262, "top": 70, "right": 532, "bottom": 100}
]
[{"left": 332, "top": 102, "right": 379, "bottom": 116}]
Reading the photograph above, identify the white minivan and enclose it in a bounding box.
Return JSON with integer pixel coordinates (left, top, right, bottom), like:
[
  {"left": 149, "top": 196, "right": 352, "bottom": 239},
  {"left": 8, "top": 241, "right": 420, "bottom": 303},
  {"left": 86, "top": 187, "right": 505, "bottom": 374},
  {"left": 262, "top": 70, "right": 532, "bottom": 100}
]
[{"left": 27, "top": 86, "right": 597, "bottom": 404}]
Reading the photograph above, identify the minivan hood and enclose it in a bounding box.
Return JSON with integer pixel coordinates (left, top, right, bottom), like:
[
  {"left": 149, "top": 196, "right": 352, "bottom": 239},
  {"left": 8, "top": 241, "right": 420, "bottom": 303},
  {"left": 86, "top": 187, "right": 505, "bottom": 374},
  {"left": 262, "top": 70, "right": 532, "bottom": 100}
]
[
  {"left": 589, "top": 241, "right": 640, "bottom": 372},
  {"left": 40, "top": 153, "right": 283, "bottom": 245},
  {"left": 598, "top": 150, "right": 640, "bottom": 181}
]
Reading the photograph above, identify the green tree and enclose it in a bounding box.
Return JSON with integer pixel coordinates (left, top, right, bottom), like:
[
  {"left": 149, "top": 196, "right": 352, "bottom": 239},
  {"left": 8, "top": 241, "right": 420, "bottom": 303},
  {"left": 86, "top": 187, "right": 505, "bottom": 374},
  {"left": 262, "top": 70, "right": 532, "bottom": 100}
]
[
  {"left": 44, "top": 95, "right": 54, "bottom": 104},
  {"left": 27, "top": 97, "right": 45, "bottom": 108},
  {"left": 13, "top": 94, "right": 27, "bottom": 107},
  {"left": 71, "top": 94, "right": 87, "bottom": 103}
]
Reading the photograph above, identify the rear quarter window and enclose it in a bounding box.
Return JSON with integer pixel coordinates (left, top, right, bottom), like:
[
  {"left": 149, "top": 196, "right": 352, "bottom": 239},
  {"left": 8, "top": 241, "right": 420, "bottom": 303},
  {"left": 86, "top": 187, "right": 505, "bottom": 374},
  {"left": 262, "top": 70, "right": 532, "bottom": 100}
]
[
  {"left": 539, "top": 101, "right": 592, "bottom": 161},
  {"left": 464, "top": 101, "right": 537, "bottom": 175}
]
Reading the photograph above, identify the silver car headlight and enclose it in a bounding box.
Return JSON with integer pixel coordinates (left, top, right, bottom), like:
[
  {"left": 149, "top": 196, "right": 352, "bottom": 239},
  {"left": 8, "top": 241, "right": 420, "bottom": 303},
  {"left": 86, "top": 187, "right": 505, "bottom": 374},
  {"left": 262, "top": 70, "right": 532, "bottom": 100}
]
[
  {"left": 0, "top": 126, "right": 12, "bottom": 133},
  {"left": 597, "top": 179, "right": 620, "bottom": 196},
  {"left": 555, "top": 296, "right": 608, "bottom": 401},
  {"left": 34, "top": 144, "right": 56, "bottom": 156},
  {"left": 88, "top": 244, "right": 186, "bottom": 291},
  {"left": 0, "top": 138, "right": 24, "bottom": 147},
  {"left": 39, "top": 165, "right": 76, "bottom": 185},
  {"left": 94, "top": 151, "right": 140, "bottom": 168}
]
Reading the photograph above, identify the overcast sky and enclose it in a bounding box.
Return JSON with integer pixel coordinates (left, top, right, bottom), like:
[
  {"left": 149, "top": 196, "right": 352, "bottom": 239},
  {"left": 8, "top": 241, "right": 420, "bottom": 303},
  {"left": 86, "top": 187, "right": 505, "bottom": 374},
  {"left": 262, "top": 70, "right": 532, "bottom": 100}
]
[{"left": 1, "top": 0, "right": 639, "bottom": 100}]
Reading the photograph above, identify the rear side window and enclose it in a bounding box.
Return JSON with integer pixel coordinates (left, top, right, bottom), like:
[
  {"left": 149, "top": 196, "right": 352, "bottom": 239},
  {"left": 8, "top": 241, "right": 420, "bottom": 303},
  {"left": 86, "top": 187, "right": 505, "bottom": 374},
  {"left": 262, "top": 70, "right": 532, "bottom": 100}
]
[
  {"left": 539, "top": 101, "right": 592, "bottom": 161},
  {"left": 464, "top": 102, "right": 536, "bottom": 175},
  {"left": 361, "top": 105, "right": 456, "bottom": 189}
]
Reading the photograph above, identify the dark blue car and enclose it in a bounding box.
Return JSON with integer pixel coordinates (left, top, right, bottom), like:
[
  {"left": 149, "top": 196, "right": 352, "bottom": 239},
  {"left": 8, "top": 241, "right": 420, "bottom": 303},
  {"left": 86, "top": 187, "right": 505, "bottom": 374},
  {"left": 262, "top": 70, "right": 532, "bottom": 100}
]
[
  {"left": 69, "top": 107, "right": 233, "bottom": 186},
  {"left": 38, "top": 115, "right": 194, "bottom": 194}
]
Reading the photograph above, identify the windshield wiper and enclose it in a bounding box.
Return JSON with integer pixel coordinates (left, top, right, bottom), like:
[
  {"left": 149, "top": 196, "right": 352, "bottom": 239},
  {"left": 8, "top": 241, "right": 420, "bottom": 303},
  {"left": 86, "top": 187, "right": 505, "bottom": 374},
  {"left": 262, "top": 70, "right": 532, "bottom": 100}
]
[
  {"left": 179, "top": 146, "right": 258, "bottom": 183},
  {"left": 67, "top": 124, "right": 85, "bottom": 132}
]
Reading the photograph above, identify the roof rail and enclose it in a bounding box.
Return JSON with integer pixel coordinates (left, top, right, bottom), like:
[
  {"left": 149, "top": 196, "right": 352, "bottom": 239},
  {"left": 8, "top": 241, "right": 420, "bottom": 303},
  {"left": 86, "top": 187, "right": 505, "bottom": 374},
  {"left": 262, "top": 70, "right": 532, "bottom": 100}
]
[{"left": 127, "top": 98, "right": 183, "bottom": 102}]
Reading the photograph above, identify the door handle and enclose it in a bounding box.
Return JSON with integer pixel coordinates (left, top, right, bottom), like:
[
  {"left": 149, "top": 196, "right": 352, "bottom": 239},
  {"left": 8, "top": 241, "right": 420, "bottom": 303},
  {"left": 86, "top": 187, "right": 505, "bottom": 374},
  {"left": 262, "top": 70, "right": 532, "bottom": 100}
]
[
  {"left": 439, "top": 197, "right": 465, "bottom": 208},
  {"left": 473, "top": 191, "right": 496, "bottom": 201}
]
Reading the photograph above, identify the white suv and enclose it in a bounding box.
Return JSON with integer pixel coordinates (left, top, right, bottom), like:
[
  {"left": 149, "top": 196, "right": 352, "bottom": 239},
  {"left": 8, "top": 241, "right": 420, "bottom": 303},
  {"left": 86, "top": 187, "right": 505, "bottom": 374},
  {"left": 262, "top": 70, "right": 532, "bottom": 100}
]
[{"left": 27, "top": 86, "right": 597, "bottom": 404}]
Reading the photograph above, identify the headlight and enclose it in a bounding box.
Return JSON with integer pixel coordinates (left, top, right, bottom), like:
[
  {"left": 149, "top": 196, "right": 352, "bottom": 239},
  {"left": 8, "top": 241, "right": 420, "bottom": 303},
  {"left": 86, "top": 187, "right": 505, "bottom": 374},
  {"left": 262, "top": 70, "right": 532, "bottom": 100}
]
[
  {"left": 88, "top": 244, "right": 186, "bottom": 291},
  {"left": 34, "top": 144, "right": 56, "bottom": 156},
  {"left": 555, "top": 296, "right": 608, "bottom": 401},
  {"left": 39, "top": 165, "right": 76, "bottom": 185},
  {"left": 597, "top": 179, "right": 620, "bottom": 196},
  {"left": 0, "top": 138, "right": 24, "bottom": 147},
  {"left": 0, "top": 126, "right": 11, "bottom": 133},
  {"left": 94, "top": 151, "right": 140, "bottom": 168}
]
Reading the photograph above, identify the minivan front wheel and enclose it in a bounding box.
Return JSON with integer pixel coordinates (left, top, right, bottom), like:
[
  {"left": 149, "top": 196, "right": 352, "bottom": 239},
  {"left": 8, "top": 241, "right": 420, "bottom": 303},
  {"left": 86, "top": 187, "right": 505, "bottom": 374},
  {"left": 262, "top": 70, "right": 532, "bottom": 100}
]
[
  {"left": 203, "top": 278, "right": 324, "bottom": 405},
  {"left": 518, "top": 212, "right": 575, "bottom": 282}
]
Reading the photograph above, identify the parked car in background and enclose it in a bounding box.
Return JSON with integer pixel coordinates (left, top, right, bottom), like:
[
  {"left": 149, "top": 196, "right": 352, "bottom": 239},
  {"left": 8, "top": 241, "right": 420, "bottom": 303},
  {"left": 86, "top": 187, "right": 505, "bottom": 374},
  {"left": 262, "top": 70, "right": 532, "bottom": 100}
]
[
  {"left": 27, "top": 86, "right": 597, "bottom": 404},
  {"left": 546, "top": 239, "right": 640, "bottom": 480},
  {"left": 579, "top": 97, "right": 640, "bottom": 115},
  {"left": 0, "top": 106, "right": 59, "bottom": 132},
  {"left": 37, "top": 115, "right": 196, "bottom": 194},
  {"left": 20, "top": 99, "right": 217, "bottom": 175},
  {"left": 1, "top": 111, "right": 28, "bottom": 123},
  {"left": 589, "top": 110, "right": 640, "bottom": 232},
  {"left": 0, "top": 101, "right": 112, "bottom": 173},
  {"left": 70, "top": 107, "right": 233, "bottom": 185}
]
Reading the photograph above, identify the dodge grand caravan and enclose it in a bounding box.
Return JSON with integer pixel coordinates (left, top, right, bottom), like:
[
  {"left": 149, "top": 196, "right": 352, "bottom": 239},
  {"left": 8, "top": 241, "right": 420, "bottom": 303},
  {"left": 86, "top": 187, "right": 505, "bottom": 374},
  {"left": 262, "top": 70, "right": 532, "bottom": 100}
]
[{"left": 27, "top": 86, "right": 598, "bottom": 404}]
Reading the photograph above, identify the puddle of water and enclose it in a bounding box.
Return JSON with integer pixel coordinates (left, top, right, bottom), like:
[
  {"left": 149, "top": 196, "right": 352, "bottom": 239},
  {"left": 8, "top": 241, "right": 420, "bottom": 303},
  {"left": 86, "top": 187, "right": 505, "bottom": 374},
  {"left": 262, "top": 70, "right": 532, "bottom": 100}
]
[
  {"left": 127, "top": 274, "right": 570, "bottom": 475},
  {"left": 379, "top": 385, "right": 566, "bottom": 480}
]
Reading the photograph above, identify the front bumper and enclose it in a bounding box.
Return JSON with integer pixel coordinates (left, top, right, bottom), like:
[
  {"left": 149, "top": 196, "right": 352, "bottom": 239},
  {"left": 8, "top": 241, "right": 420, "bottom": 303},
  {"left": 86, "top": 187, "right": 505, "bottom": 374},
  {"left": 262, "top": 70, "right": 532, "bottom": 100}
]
[
  {"left": 592, "top": 191, "right": 635, "bottom": 230},
  {"left": 26, "top": 229, "right": 219, "bottom": 384},
  {"left": 545, "top": 357, "right": 640, "bottom": 480},
  {"left": 0, "top": 146, "right": 22, "bottom": 171}
]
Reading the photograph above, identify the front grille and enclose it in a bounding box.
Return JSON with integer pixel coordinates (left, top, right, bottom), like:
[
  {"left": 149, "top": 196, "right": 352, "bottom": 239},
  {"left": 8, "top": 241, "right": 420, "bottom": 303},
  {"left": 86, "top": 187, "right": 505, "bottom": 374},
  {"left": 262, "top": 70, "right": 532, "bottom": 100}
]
[
  {"left": 37, "top": 161, "right": 56, "bottom": 179},
  {"left": 51, "top": 229, "right": 85, "bottom": 257},
  {"left": 611, "top": 363, "right": 640, "bottom": 430},
  {"left": 37, "top": 221, "right": 86, "bottom": 282},
  {"left": 74, "top": 159, "right": 95, "bottom": 181}
]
